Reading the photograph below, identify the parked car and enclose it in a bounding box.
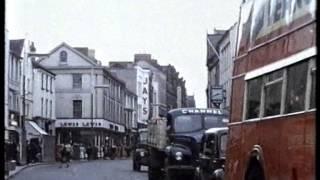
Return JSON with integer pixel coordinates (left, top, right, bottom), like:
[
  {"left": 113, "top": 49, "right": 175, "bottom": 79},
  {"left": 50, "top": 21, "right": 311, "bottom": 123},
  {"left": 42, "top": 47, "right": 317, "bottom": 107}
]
[{"left": 199, "top": 127, "right": 228, "bottom": 180}]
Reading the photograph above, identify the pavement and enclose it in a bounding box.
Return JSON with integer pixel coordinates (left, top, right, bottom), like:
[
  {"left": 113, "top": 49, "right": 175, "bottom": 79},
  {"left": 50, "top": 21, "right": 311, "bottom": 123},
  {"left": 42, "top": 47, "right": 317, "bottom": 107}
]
[
  {"left": 5, "top": 162, "right": 55, "bottom": 180},
  {"left": 5, "top": 157, "right": 132, "bottom": 180}
]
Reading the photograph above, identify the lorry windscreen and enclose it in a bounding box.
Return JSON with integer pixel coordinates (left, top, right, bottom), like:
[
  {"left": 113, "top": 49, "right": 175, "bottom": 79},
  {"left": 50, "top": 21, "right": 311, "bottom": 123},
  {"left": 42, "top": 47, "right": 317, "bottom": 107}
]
[
  {"left": 204, "top": 116, "right": 228, "bottom": 129},
  {"left": 174, "top": 115, "right": 202, "bottom": 133}
]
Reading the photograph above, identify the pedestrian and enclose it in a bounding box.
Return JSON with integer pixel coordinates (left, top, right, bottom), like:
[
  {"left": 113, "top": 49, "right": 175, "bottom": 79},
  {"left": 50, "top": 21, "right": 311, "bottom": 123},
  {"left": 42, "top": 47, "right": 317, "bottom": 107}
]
[
  {"left": 86, "top": 144, "right": 92, "bottom": 160},
  {"left": 59, "top": 144, "right": 70, "bottom": 168}
]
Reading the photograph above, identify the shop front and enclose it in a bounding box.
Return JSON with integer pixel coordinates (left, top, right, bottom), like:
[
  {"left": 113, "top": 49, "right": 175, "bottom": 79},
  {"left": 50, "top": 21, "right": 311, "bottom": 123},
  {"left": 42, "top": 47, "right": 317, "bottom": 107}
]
[{"left": 55, "top": 119, "right": 125, "bottom": 159}]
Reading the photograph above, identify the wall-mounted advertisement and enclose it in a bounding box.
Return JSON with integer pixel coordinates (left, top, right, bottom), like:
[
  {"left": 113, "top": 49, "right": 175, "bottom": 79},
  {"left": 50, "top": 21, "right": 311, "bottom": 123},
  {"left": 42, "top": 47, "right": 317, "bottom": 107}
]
[{"left": 237, "top": 0, "right": 316, "bottom": 55}]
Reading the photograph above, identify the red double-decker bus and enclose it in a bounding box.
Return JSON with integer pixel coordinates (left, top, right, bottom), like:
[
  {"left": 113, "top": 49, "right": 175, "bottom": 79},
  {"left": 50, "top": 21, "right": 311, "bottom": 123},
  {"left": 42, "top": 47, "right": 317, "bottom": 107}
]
[{"left": 225, "top": 0, "right": 316, "bottom": 180}]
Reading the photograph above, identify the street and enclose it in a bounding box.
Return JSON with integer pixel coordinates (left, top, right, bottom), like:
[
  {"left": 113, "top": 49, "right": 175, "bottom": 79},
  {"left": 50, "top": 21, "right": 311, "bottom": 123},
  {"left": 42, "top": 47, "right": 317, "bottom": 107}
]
[{"left": 10, "top": 160, "right": 148, "bottom": 180}]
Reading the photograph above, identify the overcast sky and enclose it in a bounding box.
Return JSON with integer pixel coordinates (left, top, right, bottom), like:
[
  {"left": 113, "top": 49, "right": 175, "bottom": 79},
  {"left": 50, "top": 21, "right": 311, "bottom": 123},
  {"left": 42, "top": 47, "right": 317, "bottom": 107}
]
[{"left": 6, "top": 0, "right": 241, "bottom": 108}]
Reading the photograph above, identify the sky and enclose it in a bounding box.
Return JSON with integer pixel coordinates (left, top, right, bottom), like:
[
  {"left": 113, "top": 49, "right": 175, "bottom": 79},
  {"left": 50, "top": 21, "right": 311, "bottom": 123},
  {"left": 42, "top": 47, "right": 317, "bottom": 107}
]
[{"left": 6, "top": 0, "right": 241, "bottom": 108}]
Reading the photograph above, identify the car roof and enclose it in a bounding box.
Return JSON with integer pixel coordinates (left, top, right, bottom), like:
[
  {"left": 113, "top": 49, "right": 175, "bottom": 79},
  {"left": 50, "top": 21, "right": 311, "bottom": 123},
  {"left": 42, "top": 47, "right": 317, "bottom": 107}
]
[{"left": 205, "top": 127, "right": 228, "bottom": 134}]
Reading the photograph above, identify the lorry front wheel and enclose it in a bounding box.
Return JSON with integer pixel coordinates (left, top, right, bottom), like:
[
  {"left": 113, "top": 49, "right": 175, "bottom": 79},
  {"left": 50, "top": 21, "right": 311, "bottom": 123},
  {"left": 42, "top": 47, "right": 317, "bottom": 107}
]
[{"left": 148, "top": 167, "right": 162, "bottom": 180}]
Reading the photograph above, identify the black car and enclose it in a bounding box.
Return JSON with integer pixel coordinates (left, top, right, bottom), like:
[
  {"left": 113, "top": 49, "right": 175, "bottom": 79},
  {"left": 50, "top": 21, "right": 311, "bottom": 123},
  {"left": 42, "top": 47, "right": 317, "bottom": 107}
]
[
  {"left": 133, "top": 128, "right": 149, "bottom": 171},
  {"left": 199, "top": 127, "right": 228, "bottom": 180}
]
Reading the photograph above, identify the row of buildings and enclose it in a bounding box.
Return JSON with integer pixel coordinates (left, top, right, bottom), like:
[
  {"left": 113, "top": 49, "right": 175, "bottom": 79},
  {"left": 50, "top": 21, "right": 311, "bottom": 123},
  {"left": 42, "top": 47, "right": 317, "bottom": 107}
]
[
  {"left": 4, "top": 30, "right": 196, "bottom": 166},
  {"left": 206, "top": 23, "right": 238, "bottom": 111}
]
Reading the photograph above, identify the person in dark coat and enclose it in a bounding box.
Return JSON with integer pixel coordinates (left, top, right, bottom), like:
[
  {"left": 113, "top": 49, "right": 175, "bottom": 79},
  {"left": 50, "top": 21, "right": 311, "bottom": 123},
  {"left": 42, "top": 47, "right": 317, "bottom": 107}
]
[{"left": 59, "top": 145, "right": 70, "bottom": 168}]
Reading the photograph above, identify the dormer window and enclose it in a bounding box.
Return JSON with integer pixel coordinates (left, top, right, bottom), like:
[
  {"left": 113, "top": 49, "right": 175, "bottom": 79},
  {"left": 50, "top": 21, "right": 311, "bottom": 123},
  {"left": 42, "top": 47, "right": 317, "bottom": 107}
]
[{"left": 60, "top": 51, "right": 68, "bottom": 62}]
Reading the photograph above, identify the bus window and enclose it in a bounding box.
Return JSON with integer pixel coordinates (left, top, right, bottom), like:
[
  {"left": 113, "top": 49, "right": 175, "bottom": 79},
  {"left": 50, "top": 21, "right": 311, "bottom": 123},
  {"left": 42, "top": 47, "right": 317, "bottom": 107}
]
[
  {"left": 310, "top": 59, "right": 316, "bottom": 109},
  {"left": 246, "top": 77, "right": 262, "bottom": 119},
  {"left": 263, "top": 70, "right": 284, "bottom": 117},
  {"left": 285, "top": 61, "right": 308, "bottom": 113}
]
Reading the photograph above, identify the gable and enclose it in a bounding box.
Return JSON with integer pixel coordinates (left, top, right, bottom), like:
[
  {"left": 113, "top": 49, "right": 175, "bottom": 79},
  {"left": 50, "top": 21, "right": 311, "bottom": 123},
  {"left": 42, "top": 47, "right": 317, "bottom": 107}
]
[{"left": 39, "top": 43, "right": 96, "bottom": 67}]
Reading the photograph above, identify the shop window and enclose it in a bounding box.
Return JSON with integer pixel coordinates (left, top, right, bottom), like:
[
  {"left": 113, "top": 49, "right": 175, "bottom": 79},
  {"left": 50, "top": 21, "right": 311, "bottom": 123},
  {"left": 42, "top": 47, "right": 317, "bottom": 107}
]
[
  {"left": 263, "top": 70, "right": 284, "bottom": 117},
  {"left": 245, "top": 77, "right": 262, "bottom": 119},
  {"left": 285, "top": 61, "right": 308, "bottom": 113}
]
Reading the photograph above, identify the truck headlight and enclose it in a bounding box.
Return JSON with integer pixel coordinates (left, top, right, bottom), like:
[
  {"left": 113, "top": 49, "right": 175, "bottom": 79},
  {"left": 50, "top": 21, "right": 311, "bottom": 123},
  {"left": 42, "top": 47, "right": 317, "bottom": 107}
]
[
  {"left": 175, "top": 151, "right": 183, "bottom": 161},
  {"left": 140, "top": 151, "right": 145, "bottom": 157}
]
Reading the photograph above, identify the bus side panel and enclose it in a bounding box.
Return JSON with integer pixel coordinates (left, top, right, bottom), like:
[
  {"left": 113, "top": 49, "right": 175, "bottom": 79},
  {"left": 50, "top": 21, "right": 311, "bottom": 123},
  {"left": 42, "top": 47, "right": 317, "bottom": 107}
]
[
  {"left": 247, "top": 36, "right": 289, "bottom": 73},
  {"left": 230, "top": 77, "right": 245, "bottom": 124},
  {"left": 257, "top": 118, "right": 283, "bottom": 180},
  {"left": 303, "top": 112, "right": 315, "bottom": 180},
  {"left": 241, "top": 122, "right": 259, "bottom": 177},
  {"left": 279, "top": 113, "right": 309, "bottom": 180},
  {"left": 287, "top": 23, "right": 316, "bottom": 56},
  {"left": 225, "top": 124, "right": 243, "bottom": 180}
]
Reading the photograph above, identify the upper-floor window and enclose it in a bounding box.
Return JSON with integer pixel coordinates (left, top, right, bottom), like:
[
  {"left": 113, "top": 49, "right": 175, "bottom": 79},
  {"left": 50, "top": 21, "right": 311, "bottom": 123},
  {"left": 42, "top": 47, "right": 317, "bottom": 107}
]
[
  {"left": 41, "top": 73, "right": 45, "bottom": 90},
  {"left": 60, "top": 51, "right": 68, "bottom": 62},
  {"left": 50, "top": 77, "right": 53, "bottom": 93},
  {"left": 73, "top": 100, "right": 82, "bottom": 118},
  {"left": 72, "top": 74, "right": 82, "bottom": 89},
  {"left": 41, "top": 97, "right": 44, "bottom": 116},
  {"left": 50, "top": 100, "right": 52, "bottom": 118},
  {"left": 46, "top": 75, "right": 49, "bottom": 91},
  {"left": 244, "top": 57, "right": 316, "bottom": 120}
]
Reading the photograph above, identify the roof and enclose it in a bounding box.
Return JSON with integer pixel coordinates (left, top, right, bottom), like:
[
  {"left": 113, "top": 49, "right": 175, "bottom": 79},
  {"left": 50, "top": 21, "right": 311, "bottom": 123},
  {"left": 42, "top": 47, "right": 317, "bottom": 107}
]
[
  {"left": 39, "top": 42, "right": 98, "bottom": 66},
  {"left": 205, "top": 127, "right": 228, "bottom": 134},
  {"left": 9, "top": 39, "right": 25, "bottom": 58},
  {"left": 32, "top": 59, "right": 56, "bottom": 76}
]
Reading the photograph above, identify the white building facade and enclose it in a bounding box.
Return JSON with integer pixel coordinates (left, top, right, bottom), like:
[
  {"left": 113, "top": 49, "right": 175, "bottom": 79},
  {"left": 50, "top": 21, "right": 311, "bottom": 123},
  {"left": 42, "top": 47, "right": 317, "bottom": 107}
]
[{"left": 39, "top": 42, "right": 126, "bottom": 152}]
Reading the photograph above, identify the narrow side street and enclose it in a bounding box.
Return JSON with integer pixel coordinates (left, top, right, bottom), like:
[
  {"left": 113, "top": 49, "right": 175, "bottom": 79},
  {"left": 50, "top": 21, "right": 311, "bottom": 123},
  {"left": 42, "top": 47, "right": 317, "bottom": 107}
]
[{"left": 9, "top": 160, "right": 148, "bottom": 180}]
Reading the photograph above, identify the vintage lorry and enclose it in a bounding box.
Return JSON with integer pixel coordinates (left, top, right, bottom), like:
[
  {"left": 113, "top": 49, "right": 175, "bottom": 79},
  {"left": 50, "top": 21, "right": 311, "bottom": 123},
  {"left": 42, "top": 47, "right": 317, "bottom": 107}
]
[{"left": 147, "top": 108, "right": 228, "bottom": 180}]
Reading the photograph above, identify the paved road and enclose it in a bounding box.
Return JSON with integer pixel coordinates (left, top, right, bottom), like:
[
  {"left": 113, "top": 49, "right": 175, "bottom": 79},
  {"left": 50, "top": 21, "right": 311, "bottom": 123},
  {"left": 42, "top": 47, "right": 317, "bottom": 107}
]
[{"left": 10, "top": 160, "right": 148, "bottom": 180}]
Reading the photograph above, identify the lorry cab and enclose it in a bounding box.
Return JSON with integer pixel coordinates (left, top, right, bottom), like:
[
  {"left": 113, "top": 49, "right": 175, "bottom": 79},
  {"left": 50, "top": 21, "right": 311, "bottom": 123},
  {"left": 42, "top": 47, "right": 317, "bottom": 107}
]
[
  {"left": 133, "top": 128, "right": 149, "bottom": 171},
  {"left": 164, "top": 108, "right": 228, "bottom": 180},
  {"left": 199, "top": 127, "right": 228, "bottom": 180}
]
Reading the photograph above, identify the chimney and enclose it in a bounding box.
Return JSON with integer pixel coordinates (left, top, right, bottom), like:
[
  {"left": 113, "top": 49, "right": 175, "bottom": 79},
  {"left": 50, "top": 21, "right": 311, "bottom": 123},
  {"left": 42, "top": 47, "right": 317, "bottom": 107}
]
[{"left": 88, "top": 49, "right": 95, "bottom": 59}]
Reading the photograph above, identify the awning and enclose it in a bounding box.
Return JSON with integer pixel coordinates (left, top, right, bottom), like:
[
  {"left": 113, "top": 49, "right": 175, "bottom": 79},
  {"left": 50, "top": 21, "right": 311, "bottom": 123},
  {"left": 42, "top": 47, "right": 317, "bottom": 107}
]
[{"left": 26, "top": 121, "right": 48, "bottom": 136}]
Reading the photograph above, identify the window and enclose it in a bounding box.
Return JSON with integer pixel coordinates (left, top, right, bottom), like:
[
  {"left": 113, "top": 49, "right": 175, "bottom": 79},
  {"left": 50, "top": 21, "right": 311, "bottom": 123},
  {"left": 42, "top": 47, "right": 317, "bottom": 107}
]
[
  {"left": 45, "top": 99, "right": 48, "bottom": 117},
  {"left": 246, "top": 77, "right": 262, "bottom": 119},
  {"left": 72, "top": 74, "right": 82, "bottom": 88},
  {"left": 46, "top": 75, "right": 49, "bottom": 91},
  {"left": 60, "top": 51, "right": 68, "bottom": 62},
  {"left": 244, "top": 58, "right": 315, "bottom": 120},
  {"left": 263, "top": 70, "right": 284, "bottom": 116},
  {"left": 50, "top": 77, "right": 53, "bottom": 93},
  {"left": 41, "top": 74, "right": 44, "bottom": 90},
  {"left": 174, "top": 115, "right": 202, "bottom": 133},
  {"left": 220, "top": 134, "right": 228, "bottom": 157},
  {"left": 50, "top": 100, "right": 52, "bottom": 118},
  {"left": 285, "top": 61, "right": 308, "bottom": 113},
  {"left": 73, "top": 100, "right": 82, "bottom": 118},
  {"left": 41, "top": 98, "right": 44, "bottom": 116},
  {"left": 310, "top": 67, "right": 316, "bottom": 109}
]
